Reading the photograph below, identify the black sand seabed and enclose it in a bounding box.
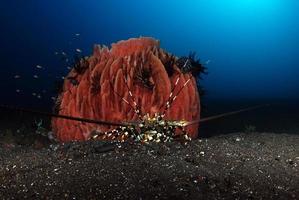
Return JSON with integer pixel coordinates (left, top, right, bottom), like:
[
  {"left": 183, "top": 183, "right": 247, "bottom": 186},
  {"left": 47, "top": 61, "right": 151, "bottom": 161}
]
[{"left": 0, "top": 132, "right": 298, "bottom": 199}]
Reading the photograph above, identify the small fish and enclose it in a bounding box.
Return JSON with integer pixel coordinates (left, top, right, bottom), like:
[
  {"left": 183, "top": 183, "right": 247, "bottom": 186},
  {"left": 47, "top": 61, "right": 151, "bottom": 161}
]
[
  {"left": 37, "top": 94, "right": 41, "bottom": 99},
  {"left": 67, "top": 66, "right": 72, "bottom": 70},
  {"left": 33, "top": 75, "right": 39, "bottom": 79},
  {"left": 62, "top": 51, "right": 67, "bottom": 56},
  {"left": 61, "top": 76, "right": 65, "bottom": 80},
  {"left": 76, "top": 49, "right": 82, "bottom": 53},
  {"left": 205, "top": 60, "right": 211, "bottom": 65},
  {"left": 54, "top": 52, "right": 59, "bottom": 55},
  {"left": 16, "top": 89, "right": 20, "bottom": 93},
  {"left": 36, "top": 65, "right": 43, "bottom": 69},
  {"left": 14, "top": 75, "right": 21, "bottom": 79},
  {"left": 51, "top": 97, "right": 56, "bottom": 101},
  {"left": 75, "top": 33, "right": 80, "bottom": 37},
  {"left": 32, "top": 93, "right": 37, "bottom": 96}
]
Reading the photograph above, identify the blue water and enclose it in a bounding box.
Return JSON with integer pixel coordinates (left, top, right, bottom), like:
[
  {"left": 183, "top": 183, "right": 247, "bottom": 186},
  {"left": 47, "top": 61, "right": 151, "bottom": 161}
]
[{"left": 0, "top": 0, "right": 298, "bottom": 134}]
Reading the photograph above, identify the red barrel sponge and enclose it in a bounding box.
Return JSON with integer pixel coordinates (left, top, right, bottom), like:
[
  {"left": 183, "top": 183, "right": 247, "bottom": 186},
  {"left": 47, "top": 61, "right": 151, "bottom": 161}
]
[{"left": 51, "top": 37, "right": 201, "bottom": 142}]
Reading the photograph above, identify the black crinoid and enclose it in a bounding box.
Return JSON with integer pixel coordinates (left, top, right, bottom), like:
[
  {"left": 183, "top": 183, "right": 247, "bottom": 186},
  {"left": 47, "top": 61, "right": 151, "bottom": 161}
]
[
  {"left": 176, "top": 52, "right": 207, "bottom": 78},
  {"left": 176, "top": 52, "right": 208, "bottom": 98},
  {"left": 134, "top": 64, "right": 155, "bottom": 89},
  {"left": 90, "top": 72, "right": 101, "bottom": 95},
  {"left": 162, "top": 53, "right": 176, "bottom": 77},
  {"left": 73, "top": 54, "right": 89, "bottom": 74}
]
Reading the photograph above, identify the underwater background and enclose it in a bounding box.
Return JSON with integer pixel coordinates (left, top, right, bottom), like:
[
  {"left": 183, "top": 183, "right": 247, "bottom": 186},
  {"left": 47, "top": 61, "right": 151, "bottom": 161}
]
[{"left": 0, "top": 0, "right": 298, "bottom": 137}]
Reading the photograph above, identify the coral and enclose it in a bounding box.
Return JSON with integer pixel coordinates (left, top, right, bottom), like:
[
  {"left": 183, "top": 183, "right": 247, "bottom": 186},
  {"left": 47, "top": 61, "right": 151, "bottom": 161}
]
[{"left": 51, "top": 37, "right": 201, "bottom": 142}]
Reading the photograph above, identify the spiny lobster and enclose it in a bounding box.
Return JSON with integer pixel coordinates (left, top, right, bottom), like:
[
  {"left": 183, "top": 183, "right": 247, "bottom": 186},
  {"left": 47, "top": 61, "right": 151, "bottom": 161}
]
[
  {"left": 0, "top": 53, "right": 266, "bottom": 144},
  {"left": 90, "top": 59, "right": 197, "bottom": 143}
]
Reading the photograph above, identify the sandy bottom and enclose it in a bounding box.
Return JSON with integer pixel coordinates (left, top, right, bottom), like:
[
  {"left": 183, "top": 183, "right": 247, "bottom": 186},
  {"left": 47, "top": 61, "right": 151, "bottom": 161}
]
[{"left": 0, "top": 132, "right": 298, "bottom": 199}]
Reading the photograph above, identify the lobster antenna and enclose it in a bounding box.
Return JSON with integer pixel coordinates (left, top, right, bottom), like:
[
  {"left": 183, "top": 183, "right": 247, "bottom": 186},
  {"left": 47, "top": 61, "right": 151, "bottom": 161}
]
[
  {"left": 160, "top": 59, "right": 193, "bottom": 117},
  {"left": 184, "top": 104, "right": 270, "bottom": 127},
  {"left": 0, "top": 104, "right": 270, "bottom": 129},
  {"left": 121, "top": 64, "right": 143, "bottom": 119},
  {"left": 161, "top": 75, "right": 181, "bottom": 116},
  {"left": 109, "top": 80, "right": 142, "bottom": 120},
  {"left": 0, "top": 104, "right": 132, "bottom": 127},
  {"left": 161, "top": 59, "right": 190, "bottom": 111},
  {"left": 161, "top": 75, "right": 192, "bottom": 117}
]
